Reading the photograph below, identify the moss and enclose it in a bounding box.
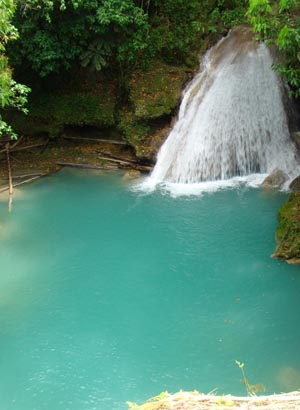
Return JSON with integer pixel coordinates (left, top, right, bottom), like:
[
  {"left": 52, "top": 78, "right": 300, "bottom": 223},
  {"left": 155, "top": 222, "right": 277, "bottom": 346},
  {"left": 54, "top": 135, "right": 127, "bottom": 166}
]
[
  {"left": 273, "top": 191, "right": 300, "bottom": 262},
  {"left": 7, "top": 62, "right": 188, "bottom": 145},
  {"left": 129, "top": 62, "right": 189, "bottom": 120}
]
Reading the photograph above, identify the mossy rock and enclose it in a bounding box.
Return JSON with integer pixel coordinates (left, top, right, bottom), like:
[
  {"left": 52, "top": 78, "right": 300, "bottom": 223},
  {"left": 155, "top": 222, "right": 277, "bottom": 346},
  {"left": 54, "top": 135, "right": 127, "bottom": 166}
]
[
  {"left": 118, "top": 109, "right": 154, "bottom": 158},
  {"left": 273, "top": 191, "right": 300, "bottom": 263},
  {"left": 129, "top": 62, "right": 190, "bottom": 120},
  {"left": 118, "top": 108, "right": 172, "bottom": 161}
]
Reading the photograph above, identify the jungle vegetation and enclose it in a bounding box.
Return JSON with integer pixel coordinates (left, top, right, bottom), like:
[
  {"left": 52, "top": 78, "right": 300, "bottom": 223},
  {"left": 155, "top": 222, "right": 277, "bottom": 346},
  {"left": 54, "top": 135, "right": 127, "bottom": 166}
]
[{"left": 0, "top": 0, "right": 299, "bottom": 139}]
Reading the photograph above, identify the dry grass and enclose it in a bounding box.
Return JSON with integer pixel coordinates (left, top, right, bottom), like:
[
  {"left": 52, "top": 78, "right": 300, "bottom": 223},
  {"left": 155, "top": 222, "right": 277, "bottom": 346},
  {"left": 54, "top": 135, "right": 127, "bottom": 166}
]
[{"left": 127, "top": 391, "right": 300, "bottom": 410}]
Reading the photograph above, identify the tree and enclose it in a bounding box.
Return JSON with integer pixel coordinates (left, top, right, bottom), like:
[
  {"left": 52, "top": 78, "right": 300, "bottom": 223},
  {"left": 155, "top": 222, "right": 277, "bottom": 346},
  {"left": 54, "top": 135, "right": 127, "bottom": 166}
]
[
  {"left": 248, "top": 0, "right": 300, "bottom": 96},
  {"left": 8, "top": 0, "right": 249, "bottom": 78},
  {"left": 9, "top": 0, "right": 150, "bottom": 77},
  {"left": 0, "top": 0, "right": 30, "bottom": 138}
]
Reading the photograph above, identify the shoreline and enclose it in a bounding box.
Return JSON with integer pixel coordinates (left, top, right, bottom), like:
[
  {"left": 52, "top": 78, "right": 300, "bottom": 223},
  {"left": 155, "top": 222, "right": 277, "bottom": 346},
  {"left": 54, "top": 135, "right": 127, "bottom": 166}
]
[
  {"left": 0, "top": 135, "right": 151, "bottom": 189},
  {"left": 127, "top": 390, "right": 300, "bottom": 410}
]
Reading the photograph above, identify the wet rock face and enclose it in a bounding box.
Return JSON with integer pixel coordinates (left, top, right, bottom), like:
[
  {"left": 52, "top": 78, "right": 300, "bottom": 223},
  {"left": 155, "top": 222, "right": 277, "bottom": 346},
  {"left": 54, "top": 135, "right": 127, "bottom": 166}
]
[
  {"left": 291, "top": 132, "right": 300, "bottom": 152},
  {"left": 122, "top": 170, "right": 142, "bottom": 180},
  {"left": 262, "top": 168, "right": 287, "bottom": 189},
  {"left": 129, "top": 63, "right": 189, "bottom": 121},
  {"left": 289, "top": 175, "right": 300, "bottom": 191}
]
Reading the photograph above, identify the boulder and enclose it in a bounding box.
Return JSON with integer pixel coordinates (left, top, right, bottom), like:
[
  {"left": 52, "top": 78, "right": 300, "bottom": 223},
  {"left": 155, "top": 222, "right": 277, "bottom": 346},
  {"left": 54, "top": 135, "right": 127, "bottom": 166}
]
[
  {"left": 289, "top": 175, "right": 300, "bottom": 191},
  {"left": 129, "top": 62, "right": 189, "bottom": 120},
  {"left": 291, "top": 132, "right": 300, "bottom": 151},
  {"left": 122, "top": 170, "right": 142, "bottom": 180},
  {"left": 262, "top": 168, "right": 287, "bottom": 189}
]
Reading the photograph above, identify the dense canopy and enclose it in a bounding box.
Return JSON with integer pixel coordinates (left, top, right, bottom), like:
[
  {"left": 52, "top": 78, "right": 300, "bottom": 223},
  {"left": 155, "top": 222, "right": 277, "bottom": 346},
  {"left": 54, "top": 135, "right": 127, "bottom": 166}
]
[{"left": 0, "top": 0, "right": 299, "bottom": 139}]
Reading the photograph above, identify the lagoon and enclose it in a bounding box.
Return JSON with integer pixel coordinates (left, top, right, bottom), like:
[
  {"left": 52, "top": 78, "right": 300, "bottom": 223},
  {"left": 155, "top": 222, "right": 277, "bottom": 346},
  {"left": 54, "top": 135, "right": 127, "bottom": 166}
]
[{"left": 0, "top": 169, "right": 299, "bottom": 410}]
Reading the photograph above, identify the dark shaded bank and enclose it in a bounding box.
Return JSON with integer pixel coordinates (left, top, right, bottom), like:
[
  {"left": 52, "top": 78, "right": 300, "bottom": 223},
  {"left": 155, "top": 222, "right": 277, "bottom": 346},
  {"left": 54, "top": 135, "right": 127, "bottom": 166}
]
[
  {"left": 0, "top": 135, "right": 147, "bottom": 188},
  {"left": 4, "top": 60, "right": 194, "bottom": 164}
]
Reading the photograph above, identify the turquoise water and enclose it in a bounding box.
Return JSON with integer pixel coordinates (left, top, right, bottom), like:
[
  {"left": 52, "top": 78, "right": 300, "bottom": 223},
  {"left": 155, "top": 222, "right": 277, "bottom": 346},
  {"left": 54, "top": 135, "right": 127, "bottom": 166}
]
[{"left": 0, "top": 169, "right": 300, "bottom": 410}]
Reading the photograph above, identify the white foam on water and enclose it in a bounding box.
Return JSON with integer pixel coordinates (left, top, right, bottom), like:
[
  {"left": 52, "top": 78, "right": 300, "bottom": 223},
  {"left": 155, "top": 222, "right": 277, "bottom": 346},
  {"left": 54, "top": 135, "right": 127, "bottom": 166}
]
[{"left": 135, "top": 173, "right": 267, "bottom": 197}]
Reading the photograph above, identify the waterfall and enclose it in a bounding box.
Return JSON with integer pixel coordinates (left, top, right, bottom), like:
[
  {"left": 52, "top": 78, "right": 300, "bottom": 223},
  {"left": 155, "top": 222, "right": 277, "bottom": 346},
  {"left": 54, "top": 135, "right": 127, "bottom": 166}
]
[{"left": 145, "top": 26, "right": 299, "bottom": 194}]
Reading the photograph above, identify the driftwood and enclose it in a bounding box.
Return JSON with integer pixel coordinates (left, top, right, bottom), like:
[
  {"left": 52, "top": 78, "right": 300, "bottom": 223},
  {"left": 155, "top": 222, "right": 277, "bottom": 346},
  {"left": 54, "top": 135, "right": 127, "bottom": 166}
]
[
  {"left": 96, "top": 150, "right": 142, "bottom": 164},
  {"left": 11, "top": 135, "right": 25, "bottom": 149},
  {"left": 10, "top": 153, "right": 23, "bottom": 163},
  {"left": 60, "top": 135, "right": 128, "bottom": 145},
  {"left": 0, "top": 142, "right": 50, "bottom": 156},
  {"left": 56, "top": 162, "right": 116, "bottom": 170},
  {"left": 97, "top": 156, "right": 152, "bottom": 172},
  {"left": 4, "top": 172, "right": 42, "bottom": 180},
  {"left": 12, "top": 143, "right": 47, "bottom": 152},
  {"left": 0, "top": 135, "right": 25, "bottom": 154},
  {"left": 0, "top": 139, "right": 52, "bottom": 211},
  {"left": 0, "top": 174, "right": 46, "bottom": 194}
]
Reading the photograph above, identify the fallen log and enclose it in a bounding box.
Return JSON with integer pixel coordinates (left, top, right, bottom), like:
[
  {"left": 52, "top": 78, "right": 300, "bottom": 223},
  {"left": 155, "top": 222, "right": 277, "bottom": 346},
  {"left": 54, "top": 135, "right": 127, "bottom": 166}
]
[
  {"left": 11, "top": 135, "right": 25, "bottom": 148},
  {"left": 0, "top": 135, "right": 25, "bottom": 154},
  {"left": 10, "top": 154, "right": 23, "bottom": 163},
  {"left": 60, "top": 135, "right": 128, "bottom": 145},
  {"left": 0, "top": 142, "right": 48, "bottom": 156},
  {"left": 0, "top": 174, "right": 46, "bottom": 194},
  {"left": 6, "top": 172, "right": 42, "bottom": 179},
  {"left": 12, "top": 143, "right": 47, "bottom": 152},
  {"left": 56, "top": 162, "right": 117, "bottom": 170},
  {"left": 97, "top": 156, "right": 152, "bottom": 172},
  {"left": 96, "top": 150, "right": 142, "bottom": 165}
]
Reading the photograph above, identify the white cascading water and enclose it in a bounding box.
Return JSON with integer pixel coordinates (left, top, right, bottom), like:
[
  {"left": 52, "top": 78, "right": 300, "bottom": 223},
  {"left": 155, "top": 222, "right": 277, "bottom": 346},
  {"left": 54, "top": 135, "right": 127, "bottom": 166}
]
[{"left": 144, "top": 26, "right": 299, "bottom": 193}]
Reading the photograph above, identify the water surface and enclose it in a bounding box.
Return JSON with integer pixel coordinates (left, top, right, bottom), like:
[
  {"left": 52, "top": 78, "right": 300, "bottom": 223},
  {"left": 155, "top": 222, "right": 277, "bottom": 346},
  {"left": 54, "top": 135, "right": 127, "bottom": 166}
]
[{"left": 0, "top": 169, "right": 299, "bottom": 410}]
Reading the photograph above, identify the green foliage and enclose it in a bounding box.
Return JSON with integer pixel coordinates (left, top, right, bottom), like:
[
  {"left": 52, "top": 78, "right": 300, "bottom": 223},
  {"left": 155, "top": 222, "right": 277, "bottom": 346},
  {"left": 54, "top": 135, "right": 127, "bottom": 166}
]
[
  {"left": 0, "top": 0, "right": 19, "bottom": 50},
  {"left": 148, "top": 0, "right": 206, "bottom": 62},
  {"left": 4, "top": 0, "right": 250, "bottom": 141},
  {"left": 210, "top": 0, "right": 248, "bottom": 32},
  {"left": 80, "top": 39, "right": 112, "bottom": 71},
  {"left": 235, "top": 360, "right": 266, "bottom": 396},
  {"left": 8, "top": 0, "right": 250, "bottom": 77},
  {"left": 9, "top": 0, "right": 150, "bottom": 76},
  {"left": 97, "top": 0, "right": 150, "bottom": 64},
  {"left": 0, "top": 0, "right": 30, "bottom": 139},
  {"left": 248, "top": 0, "right": 300, "bottom": 95},
  {"left": 149, "top": 0, "right": 248, "bottom": 64}
]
